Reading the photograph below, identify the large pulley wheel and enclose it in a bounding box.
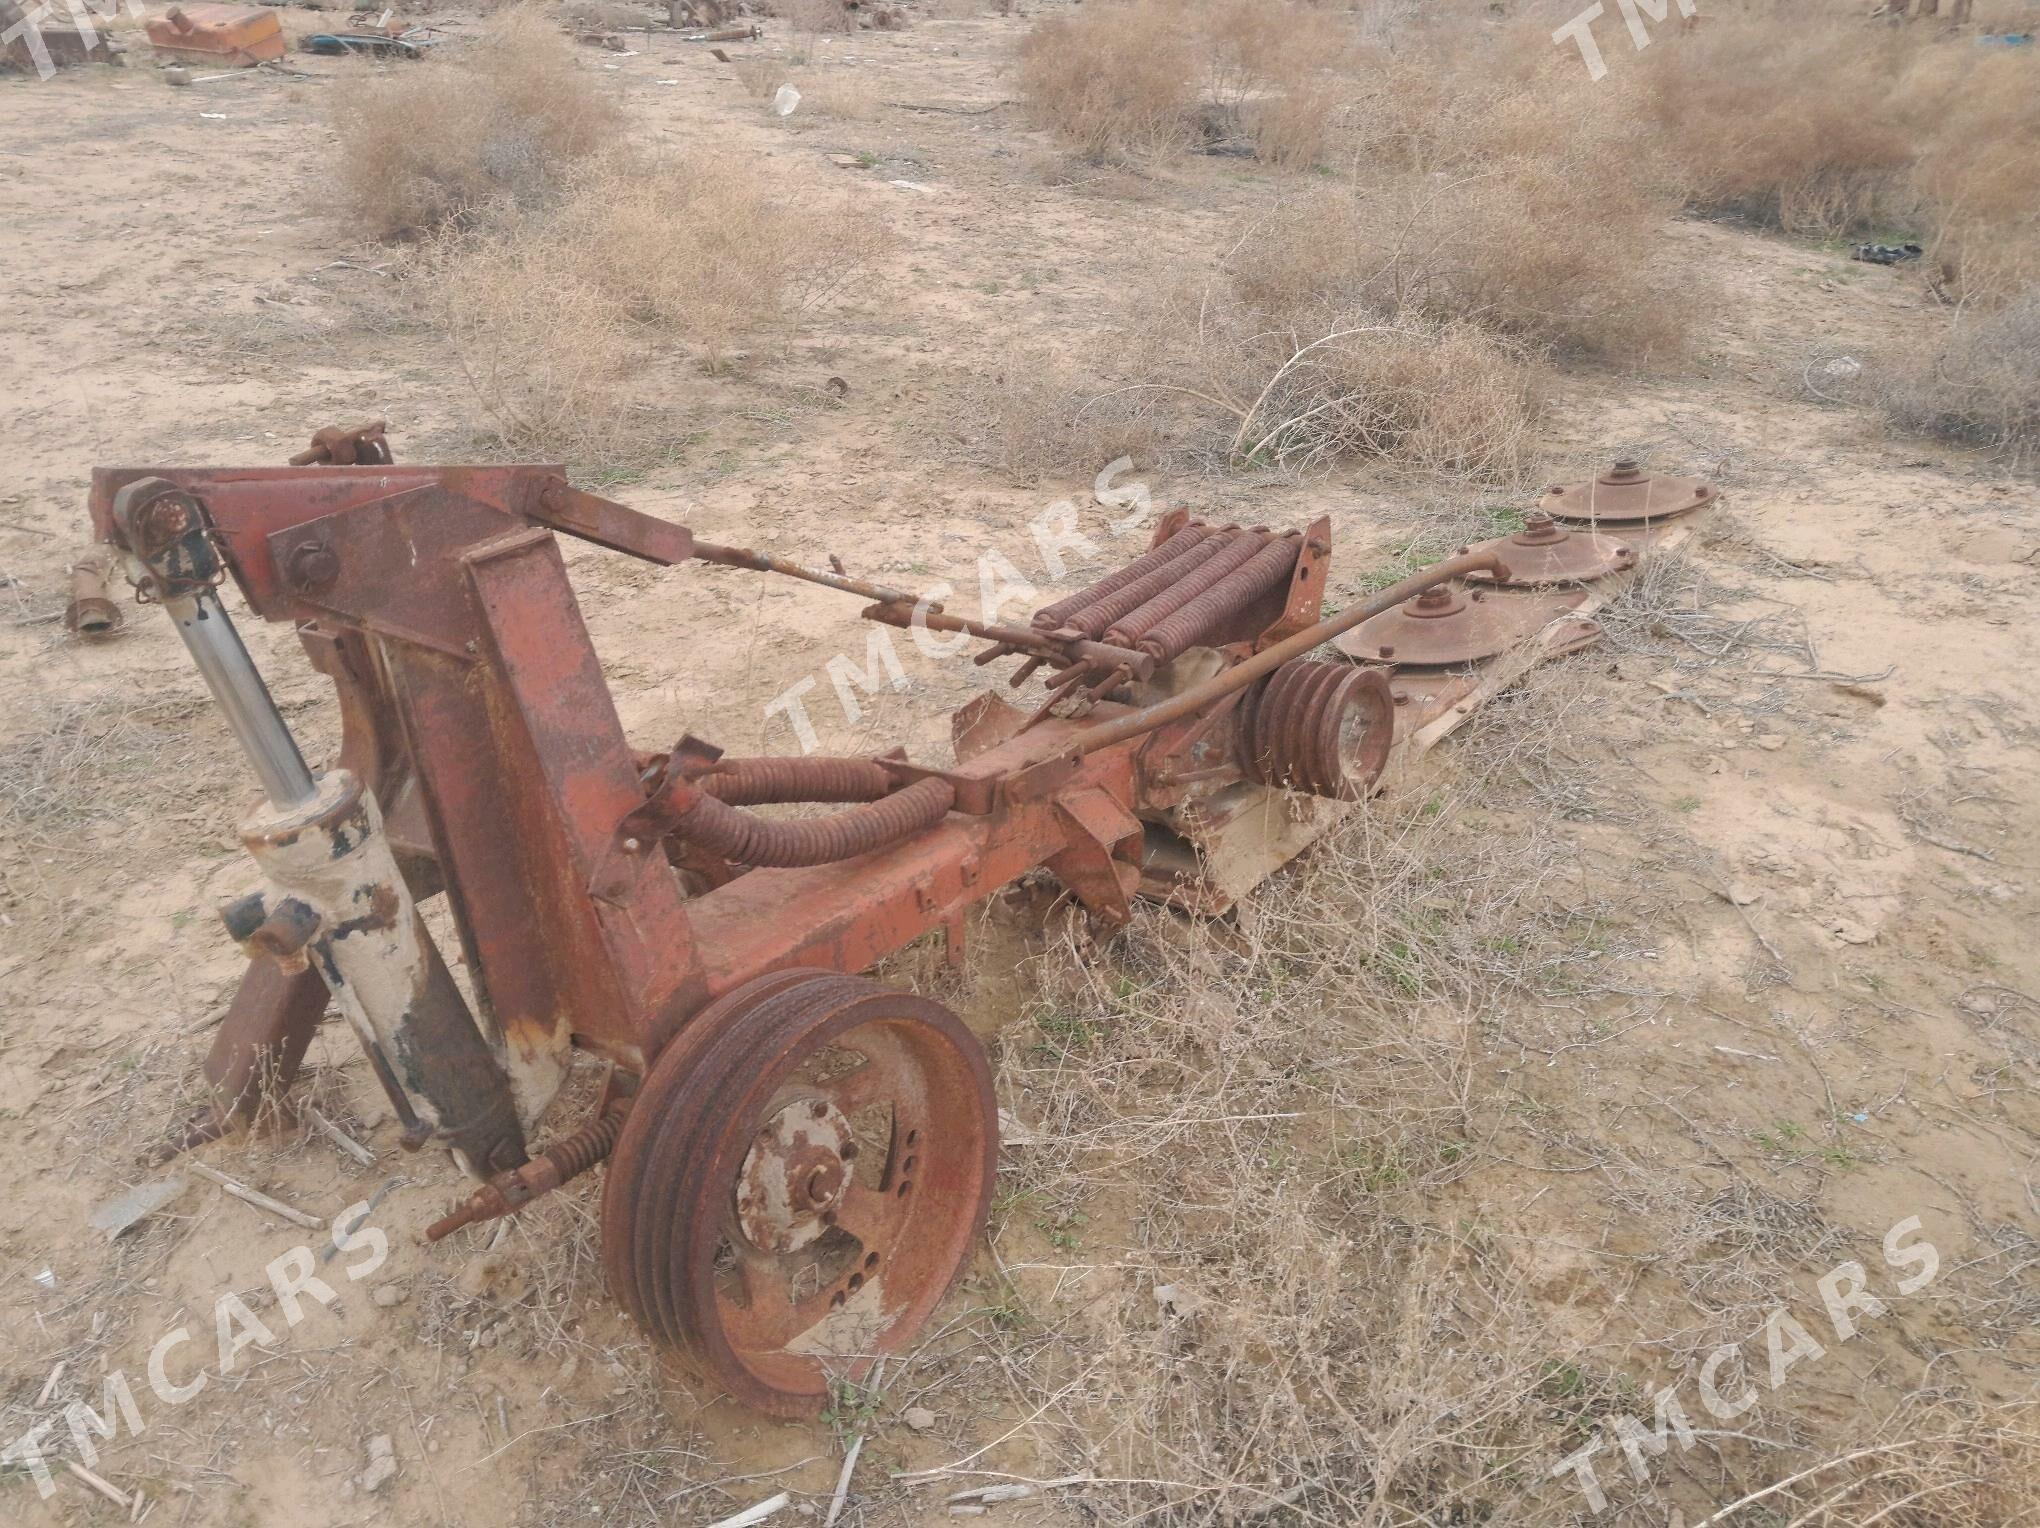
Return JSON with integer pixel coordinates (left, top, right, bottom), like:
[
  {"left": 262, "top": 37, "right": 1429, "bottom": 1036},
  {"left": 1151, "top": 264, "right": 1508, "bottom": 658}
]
[{"left": 602, "top": 970, "right": 998, "bottom": 1416}]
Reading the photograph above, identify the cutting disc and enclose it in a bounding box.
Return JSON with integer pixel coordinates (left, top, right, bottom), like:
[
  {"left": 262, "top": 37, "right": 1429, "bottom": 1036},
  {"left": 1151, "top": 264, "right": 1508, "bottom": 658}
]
[
  {"left": 1539, "top": 459, "right": 1715, "bottom": 525},
  {"left": 1333, "top": 583, "right": 1573, "bottom": 668},
  {"left": 1463, "top": 513, "right": 1636, "bottom": 586}
]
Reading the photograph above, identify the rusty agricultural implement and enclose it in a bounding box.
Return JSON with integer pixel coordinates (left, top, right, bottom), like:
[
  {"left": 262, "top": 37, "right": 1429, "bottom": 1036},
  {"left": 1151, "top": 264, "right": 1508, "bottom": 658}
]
[{"left": 87, "top": 430, "right": 1711, "bottom": 1415}]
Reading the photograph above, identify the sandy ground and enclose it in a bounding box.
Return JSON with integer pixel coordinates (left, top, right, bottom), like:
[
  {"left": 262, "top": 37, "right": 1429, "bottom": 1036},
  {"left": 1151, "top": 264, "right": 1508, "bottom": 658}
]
[{"left": 2, "top": 5, "right": 2037, "bottom": 1526}]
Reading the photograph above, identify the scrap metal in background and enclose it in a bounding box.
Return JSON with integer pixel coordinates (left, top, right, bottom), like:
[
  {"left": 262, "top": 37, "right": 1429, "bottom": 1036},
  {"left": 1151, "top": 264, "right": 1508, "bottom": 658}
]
[
  {"left": 88, "top": 431, "right": 1712, "bottom": 1416},
  {"left": 64, "top": 557, "right": 123, "bottom": 637},
  {"left": 144, "top": 3, "right": 286, "bottom": 64},
  {"left": 0, "top": 0, "right": 126, "bottom": 71}
]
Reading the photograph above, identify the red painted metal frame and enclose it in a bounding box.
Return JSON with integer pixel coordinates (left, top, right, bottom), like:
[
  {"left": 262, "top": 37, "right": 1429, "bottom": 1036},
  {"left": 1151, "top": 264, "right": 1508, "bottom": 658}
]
[{"left": 88, "top": 464, "right": 1161, "bottom": 1079}]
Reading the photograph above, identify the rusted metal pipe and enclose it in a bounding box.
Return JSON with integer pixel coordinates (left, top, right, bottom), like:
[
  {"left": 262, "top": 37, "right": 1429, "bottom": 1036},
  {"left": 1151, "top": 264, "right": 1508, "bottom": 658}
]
[
  {"left": 1058, "top": 550, "right": 1508, "bottom": 759},
  {"left": 64, "top": 560, "right": 122, "bottom": 637},
  {"left": 691, "top": 539, "right": 933, "bottom": 609}
]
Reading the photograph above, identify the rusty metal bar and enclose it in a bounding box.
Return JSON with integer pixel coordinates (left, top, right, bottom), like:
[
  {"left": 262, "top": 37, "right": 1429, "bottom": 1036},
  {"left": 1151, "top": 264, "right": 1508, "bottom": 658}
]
[
  {"left": 533, "top": 482, "right": 694, "bottom": 565},
  {"left": 691, "top": 538, "right": 932, "bottom": 608}
]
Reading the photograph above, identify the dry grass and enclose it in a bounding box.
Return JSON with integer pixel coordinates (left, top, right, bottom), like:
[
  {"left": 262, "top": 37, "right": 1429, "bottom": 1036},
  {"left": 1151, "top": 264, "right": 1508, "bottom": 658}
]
[
  {"left": 422, "top": 153, "right": 888, "bottom": 467},
  {"left": 332, "top": 7, "right": 622, "bottom": 241},
  {"left": 1637, "top": 15, "right": 2040, "bottom": 306},
  {"left": 949, "top": 586, "right": 2040, "bottom": 1518},
  {"left": 1017, "top": 0, "right": 1203, "bottom": 163},
  {"left": 934, "top": 361, "right": 1165, "bottom": 485},
  {"left": 1637, "top": 21, "right": 1920, "bottom": 237},
  {"left": 1015, "top": 0, "right": 1364, "bottom": 168},
  {"left": 0, "top": 692, "right": 242, "bottom": 853},
  {"left": 981, "top": 796, "right": 1624, "bottom": 1522},
  {"left": 1883, "top": 289, "right": 2040, "bottom": 462}
]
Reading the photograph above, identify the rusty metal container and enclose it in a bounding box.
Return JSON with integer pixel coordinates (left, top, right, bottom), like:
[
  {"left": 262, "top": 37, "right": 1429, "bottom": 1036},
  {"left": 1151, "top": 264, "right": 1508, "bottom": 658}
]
[{"left": 145, "top": 4, "right": 285, "bottom": 64}]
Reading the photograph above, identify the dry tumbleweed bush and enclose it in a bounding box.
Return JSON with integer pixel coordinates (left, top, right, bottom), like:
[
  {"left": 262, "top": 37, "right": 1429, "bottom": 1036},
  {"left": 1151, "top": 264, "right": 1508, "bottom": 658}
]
[
  {"left": 1019, "top": 0, "right": 1350, "bottom": 167},
  {"left": 333, "top": 7, "right": 622, "bottom": 240},
  {"left": 1883, "top": 289, "right": 2040, "bottom": 462},
  {"left": 427, "top": 155, "right": 889, "bottom": 467},
  {"left": 1637, "top": 14, "right": 2040, "bottom": 307},
  {"left": 1018, "top": 0, "right": 1203, "bottom": 163}
]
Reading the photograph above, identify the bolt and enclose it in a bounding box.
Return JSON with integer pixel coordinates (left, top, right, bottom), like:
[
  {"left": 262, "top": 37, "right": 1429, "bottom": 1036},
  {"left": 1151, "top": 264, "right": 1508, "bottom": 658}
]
[{"left": 286, "top": 540, "right": 340, "bottom": 595}]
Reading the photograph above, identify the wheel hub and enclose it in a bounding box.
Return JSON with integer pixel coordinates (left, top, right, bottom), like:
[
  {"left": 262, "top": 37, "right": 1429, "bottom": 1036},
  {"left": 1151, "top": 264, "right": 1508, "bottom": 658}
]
[{"left": 736, "top": 1097, "right": 855, "bottom": 1254}]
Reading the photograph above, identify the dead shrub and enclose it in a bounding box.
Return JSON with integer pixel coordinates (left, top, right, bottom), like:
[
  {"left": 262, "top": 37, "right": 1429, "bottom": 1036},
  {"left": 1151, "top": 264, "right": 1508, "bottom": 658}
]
[
  {"left": 1200, "top": 0, "right": 1355, "bottom": 167},
  {"left": 427, "top": 154, "right": 888, "bottom": 467},
  {"left": 1636, "top": 20, "right": 1920, "bottom": 236},
  {"left": 1908, "top": 52, "right": 2040, "bottom": 307},
  {"left": 1241, "top": 165, "right": 1690, "bottom": 363},
  {"left": 332, "top": 7, "right": 622, "bottom": 240},
  {"left": 1627, "top": 17, "right": 2040, "bottom": 308},
  {"left": 1017, "top": 0, "right": 1202, "bottom": 163},
  {"left": 1119, "top": 274, "right": 1542, "bottom": 479},
  {"left": 1018, "top": 0, "right": 1358, "bottom": 168},
  {"left": 935, "top": 361, "right": 1165, "bottom": 486},
  {"left": 1883, "top": 290, "right": 2040, "bottom": 463}
]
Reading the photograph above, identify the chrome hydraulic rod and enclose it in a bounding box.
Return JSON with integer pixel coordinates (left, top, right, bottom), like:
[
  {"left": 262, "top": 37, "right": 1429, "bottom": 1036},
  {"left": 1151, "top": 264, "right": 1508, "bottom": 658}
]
[{"left": 163, "top": 591, "right": 317, "bottom": 809}]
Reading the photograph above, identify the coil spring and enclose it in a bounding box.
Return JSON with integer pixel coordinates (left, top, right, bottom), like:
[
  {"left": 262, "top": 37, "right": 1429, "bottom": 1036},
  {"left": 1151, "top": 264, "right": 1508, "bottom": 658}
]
[
  {"left": 696, "top": 756, "right": 894, "bottom": 806},
  {"left": 677, "top": 775, "right": 956, "bottom": 868},
  {"left": 1102, "top": 531, "right": 1269, "bottom": 648},
  {"left": 1030, "top": 524, "right": 1212, "bottom": 630},
  {"left": 1140, "top": 536, "right": 1302, "bottom": 661},
  {"left": 544, "top": 1104, "right": 629, "bottom": 1182}
]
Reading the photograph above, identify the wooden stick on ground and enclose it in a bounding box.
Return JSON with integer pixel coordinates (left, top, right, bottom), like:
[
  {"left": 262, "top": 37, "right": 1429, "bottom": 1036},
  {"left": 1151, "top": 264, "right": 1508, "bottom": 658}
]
[
  {"left": 66, "top": 1460, "right": 131, "bottom": 1510},
  {"left": 187, "top": 1161, "right": 324, "bottom": 1230},
  {"left": 308, "top": 1108, "right": 377, "bottom": 1167}
]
